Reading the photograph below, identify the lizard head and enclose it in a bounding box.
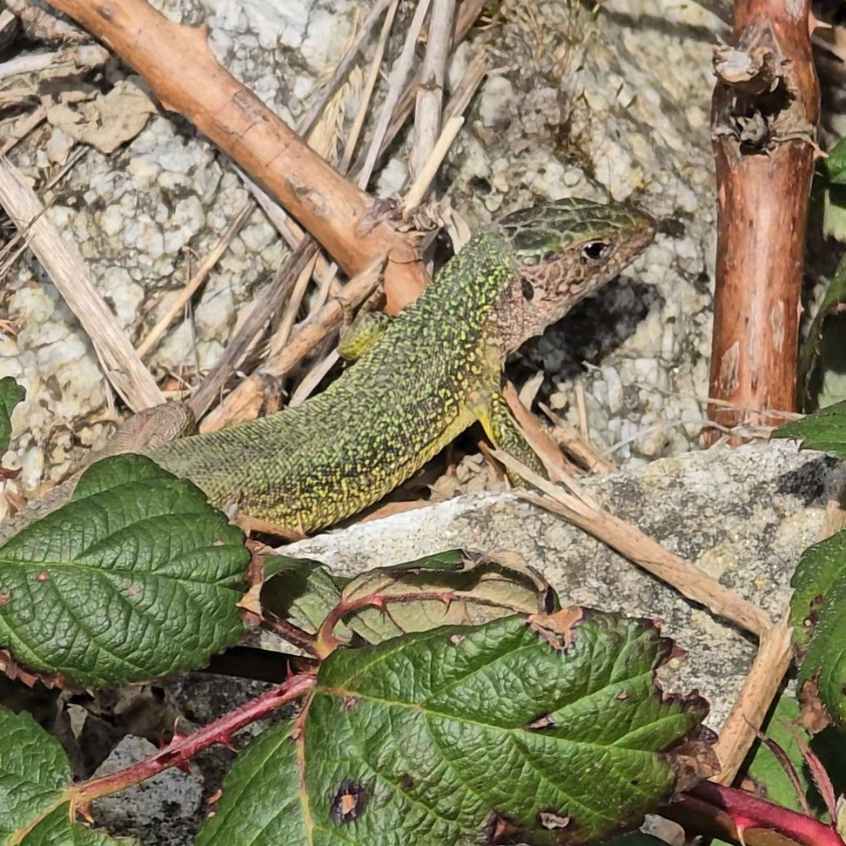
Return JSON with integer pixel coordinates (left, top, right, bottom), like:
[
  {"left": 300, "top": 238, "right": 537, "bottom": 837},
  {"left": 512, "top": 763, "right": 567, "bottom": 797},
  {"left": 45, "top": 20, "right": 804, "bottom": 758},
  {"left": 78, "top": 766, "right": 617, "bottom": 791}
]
[{"left": 492, "top": 197, "right": 656, "bottom": 353}]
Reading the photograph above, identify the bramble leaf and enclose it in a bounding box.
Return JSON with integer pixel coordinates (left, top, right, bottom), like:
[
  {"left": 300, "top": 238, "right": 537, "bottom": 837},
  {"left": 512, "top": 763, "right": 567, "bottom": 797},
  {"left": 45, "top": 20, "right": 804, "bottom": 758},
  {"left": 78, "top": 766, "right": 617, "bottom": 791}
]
[
  {"left": 790, "top": 528, "right": 846, "bottom": 728},
  {"left": 197, "top": 610, "right": 713, "bottom": 846},
  {"left": 773, "top": 401, "right": 846, "bottom": 459},
  {"left": 262, "top": 549, "right": 555, "bottom": 646},
  {"left": 798, "top": 255, "right": 846, "bottom": 411},
  {"left": 824, "top": 137, "right": 846, "bottom": 186},
  {"left": 0, "top": 707, "right": 131, "bottom": 844},
  {"left": 747, "top": 695, "right": 812, "bottom": 813},
  {"left": 0, "top": 454, "right": 248, "bottom": 687}
]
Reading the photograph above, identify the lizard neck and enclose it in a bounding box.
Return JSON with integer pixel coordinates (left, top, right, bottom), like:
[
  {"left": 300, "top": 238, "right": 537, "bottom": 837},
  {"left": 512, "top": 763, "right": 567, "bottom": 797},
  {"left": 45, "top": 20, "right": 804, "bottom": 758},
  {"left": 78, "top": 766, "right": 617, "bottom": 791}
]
[{"left": 413, "top": 231, "right": 517, "bottom": 330}]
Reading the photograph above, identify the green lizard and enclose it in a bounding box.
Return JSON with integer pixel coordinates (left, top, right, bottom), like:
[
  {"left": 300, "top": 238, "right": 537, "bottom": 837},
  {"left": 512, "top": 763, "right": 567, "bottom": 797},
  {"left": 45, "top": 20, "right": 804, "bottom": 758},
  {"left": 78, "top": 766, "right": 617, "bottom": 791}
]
[
  {"left": 140, "top": 197, "right": 655, "bottom": 536},
  {"left": 0, "top": 198, "right": 653, "bottom": 544}
]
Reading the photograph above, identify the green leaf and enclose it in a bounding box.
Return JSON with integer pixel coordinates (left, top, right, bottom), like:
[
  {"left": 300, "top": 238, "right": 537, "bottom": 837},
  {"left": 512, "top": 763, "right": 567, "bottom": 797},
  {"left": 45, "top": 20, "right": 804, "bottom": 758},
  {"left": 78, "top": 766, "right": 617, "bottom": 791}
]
[
  {"left": 198, "top": 610, "right": 713, "bottom": 846},
  {"left": 263, "top": 549, "right": 556, "bottom": 648},
  {"left": 773, "top": 401, "right": 846, "bottom": 459},
  {"left": 799, "top": 255, "right": 846, "bottom": 410},
  {"left": 790, "top": 528, "right": 846, "bottom": 726},
  {"left": 0, "top": 454, "right": 248, "bottom": 687},
  {"left": 747, "top": 695, "right": 810, "bottom": 812},
  {"left": 22, "top": 805, "right": 133, "bottom": 845},
  {"left": 823, "top": 186, "right": 846, "bottom": 243},
  {"left": 338, "top": 549, "right": 555, "bottom": 643},
  {"left": 823, "top": 137, "right": 846, "bottom": 185},
  {"left": 0, "top": 707, "right": 70, "bottom": 840},
  {"left": 0, "top": 376, "right": 25, "bottom": 454},
  {"left": 261, "top": 554, "right": 345, "bottom": 635},
  {"left": 195, "top": 720, "right": 303, "bottom": 846},
  {"left": 0, "top": 707, "right": 132, "bottom": 844}
]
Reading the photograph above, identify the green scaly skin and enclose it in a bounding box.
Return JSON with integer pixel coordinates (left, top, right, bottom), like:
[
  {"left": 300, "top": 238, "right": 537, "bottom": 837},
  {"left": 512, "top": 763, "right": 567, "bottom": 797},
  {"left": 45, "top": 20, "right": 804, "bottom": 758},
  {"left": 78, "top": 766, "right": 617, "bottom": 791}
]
[{"left": 145, "top": 198, "right": 656, "bottom": 535}]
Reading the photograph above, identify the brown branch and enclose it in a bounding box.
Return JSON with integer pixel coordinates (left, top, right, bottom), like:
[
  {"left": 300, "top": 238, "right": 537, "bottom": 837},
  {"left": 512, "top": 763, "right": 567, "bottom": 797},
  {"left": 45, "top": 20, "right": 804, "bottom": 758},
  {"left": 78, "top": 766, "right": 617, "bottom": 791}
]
[
  {"left": 706, "top": 0, "right": 820, "bottom": 442},
  {"left": 43, "top": 0, "right": 427, "bottom": 313}
]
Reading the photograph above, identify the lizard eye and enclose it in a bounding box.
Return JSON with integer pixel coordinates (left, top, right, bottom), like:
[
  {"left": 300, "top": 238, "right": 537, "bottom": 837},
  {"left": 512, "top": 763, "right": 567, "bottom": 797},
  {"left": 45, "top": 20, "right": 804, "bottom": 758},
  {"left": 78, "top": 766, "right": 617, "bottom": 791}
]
[{"left": 581, "top": 241, "right": 612, "bottom": 262}]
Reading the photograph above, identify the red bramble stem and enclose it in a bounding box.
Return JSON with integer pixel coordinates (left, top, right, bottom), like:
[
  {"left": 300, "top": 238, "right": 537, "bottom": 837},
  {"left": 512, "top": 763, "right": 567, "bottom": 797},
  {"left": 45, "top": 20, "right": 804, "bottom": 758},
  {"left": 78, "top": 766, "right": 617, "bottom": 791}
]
[
  {"left": 314, "top": 589, "right": 456, "bottom": 657},
  {"left": 666, "top": 781, "right": 846, "bottom": 846},
  {"left": 69, "top": 671, "right": 317, "bottom": 808}
]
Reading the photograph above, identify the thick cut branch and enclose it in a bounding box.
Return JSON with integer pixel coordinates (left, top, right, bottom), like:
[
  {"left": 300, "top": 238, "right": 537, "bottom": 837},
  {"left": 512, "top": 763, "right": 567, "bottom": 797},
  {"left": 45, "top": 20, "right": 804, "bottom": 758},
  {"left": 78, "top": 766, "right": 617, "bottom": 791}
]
[
  {"left": 706, "top": 1, "right": 820, "bottom": 440},
  {"left": 44, "top": 0, "right": 427, "bottom": 313}
]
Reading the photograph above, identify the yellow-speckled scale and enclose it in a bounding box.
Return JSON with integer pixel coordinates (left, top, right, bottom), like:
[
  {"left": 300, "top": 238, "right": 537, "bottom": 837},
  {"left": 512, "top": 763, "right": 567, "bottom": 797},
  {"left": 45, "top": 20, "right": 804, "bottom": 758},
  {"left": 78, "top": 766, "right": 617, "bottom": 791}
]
[{"left": 145, "top": 199, "right": 655, "bottom": 535}]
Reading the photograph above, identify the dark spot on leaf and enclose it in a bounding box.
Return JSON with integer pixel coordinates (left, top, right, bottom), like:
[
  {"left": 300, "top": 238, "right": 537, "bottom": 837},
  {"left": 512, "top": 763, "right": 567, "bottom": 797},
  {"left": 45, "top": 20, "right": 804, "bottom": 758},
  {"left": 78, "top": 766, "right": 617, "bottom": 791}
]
[
  {"left": 399, "top": 773, "right": 414, "bottom": 790},
  {"left": 0, "top": 593, "right": 9, "bottom": 606},
  {"left": 330, "top": 780, "right": 367, "bottom": 824},
  {"left": 36, "top": 571, "right": 49, "bottom": 582},
  {"left": 485, "top": 812, "right": 518, "bottom": 843},
  {"left": 342, "top": 696, "right": 360, "bottom": 711},
  {"left": 538, "top": 810, "right": 570, "bottom": 830}
]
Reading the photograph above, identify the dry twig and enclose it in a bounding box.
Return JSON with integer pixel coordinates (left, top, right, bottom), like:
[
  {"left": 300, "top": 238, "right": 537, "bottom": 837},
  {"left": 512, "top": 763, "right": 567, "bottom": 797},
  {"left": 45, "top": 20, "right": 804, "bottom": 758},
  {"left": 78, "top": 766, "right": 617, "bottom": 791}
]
[
  {"left": 0, "top": 157, "right": 163, "bottom": 410},
  {"left": 501, "top": 382, "right": 583, "bottom": 483},
  {"left": 360, "top": 0, "right": 432, "bottom": 185},
  {"left": 411, "top": 0, "right": 455, "bottom": 181},
  {"left": 539, "top": 403, "right": 616, "bottom": 473},
  {"left": 496, "top": 450, "right": 771, "bottom": 638},
  {"left": 136, "top": 199, "right": 255, "bottom": 359},
  {"left": 713, "top": 618, "right": 793, "bottom": 783}
]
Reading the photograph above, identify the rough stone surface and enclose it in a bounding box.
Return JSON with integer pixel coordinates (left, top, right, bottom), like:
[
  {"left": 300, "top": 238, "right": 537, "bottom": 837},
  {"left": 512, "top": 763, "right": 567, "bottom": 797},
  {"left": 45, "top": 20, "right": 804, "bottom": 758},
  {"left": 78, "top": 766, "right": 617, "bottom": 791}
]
[
  {"left": 286, "top": 440, "right": 833, "bottom": 732},
  {"left": 90, "top": 735, "right": 204, "bottom": 843}
]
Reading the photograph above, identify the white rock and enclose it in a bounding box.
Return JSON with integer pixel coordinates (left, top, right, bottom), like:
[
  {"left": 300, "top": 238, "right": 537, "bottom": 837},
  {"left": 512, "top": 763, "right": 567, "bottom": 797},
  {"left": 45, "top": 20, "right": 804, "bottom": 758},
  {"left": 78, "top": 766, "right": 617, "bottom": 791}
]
[
  {"left": 479, "top": 76, "right": 514, "bottom": 129},
  {"left": 601, "top": 365, "right": 624, "bottom": 414}
]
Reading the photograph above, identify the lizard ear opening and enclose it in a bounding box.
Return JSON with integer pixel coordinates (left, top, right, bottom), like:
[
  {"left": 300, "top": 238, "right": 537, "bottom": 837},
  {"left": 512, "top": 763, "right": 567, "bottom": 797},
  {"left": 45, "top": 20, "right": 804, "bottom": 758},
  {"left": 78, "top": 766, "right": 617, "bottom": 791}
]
[{"left": 521, "top": 277, "right": 535, "bottom": 300}]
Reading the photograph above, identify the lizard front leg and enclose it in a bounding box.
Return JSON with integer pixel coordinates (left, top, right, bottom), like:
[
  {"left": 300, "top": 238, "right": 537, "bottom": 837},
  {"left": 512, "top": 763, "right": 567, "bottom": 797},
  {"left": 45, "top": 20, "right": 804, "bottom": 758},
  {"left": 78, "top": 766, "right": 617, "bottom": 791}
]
[
  {"left": 338, "top": 309, "right": 393, "bottom": 361},
  {"left": 475, "top": 391, "right": 546, "bottom": 481}
]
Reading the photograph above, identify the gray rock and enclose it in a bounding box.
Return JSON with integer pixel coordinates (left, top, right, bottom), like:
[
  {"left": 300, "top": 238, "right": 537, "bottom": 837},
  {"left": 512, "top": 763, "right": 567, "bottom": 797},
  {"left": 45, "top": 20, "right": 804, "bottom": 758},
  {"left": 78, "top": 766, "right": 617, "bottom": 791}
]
[
  {"left": 285, "top": 440, "right": 830, "bottom": 732},
  {"left": 90, "top": 735, "right": 204, "bottom": 844}
]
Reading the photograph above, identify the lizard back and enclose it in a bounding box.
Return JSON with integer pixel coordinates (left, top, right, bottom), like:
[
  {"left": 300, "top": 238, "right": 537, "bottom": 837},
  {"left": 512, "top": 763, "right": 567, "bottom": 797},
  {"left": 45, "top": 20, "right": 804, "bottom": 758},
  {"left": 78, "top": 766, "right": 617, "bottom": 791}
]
[
  {"left": 146, "top": 232, "right": 516, "bottom": 532},
  {"left": 146, "top": 198, "right": 656, "bottom": 534}
]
